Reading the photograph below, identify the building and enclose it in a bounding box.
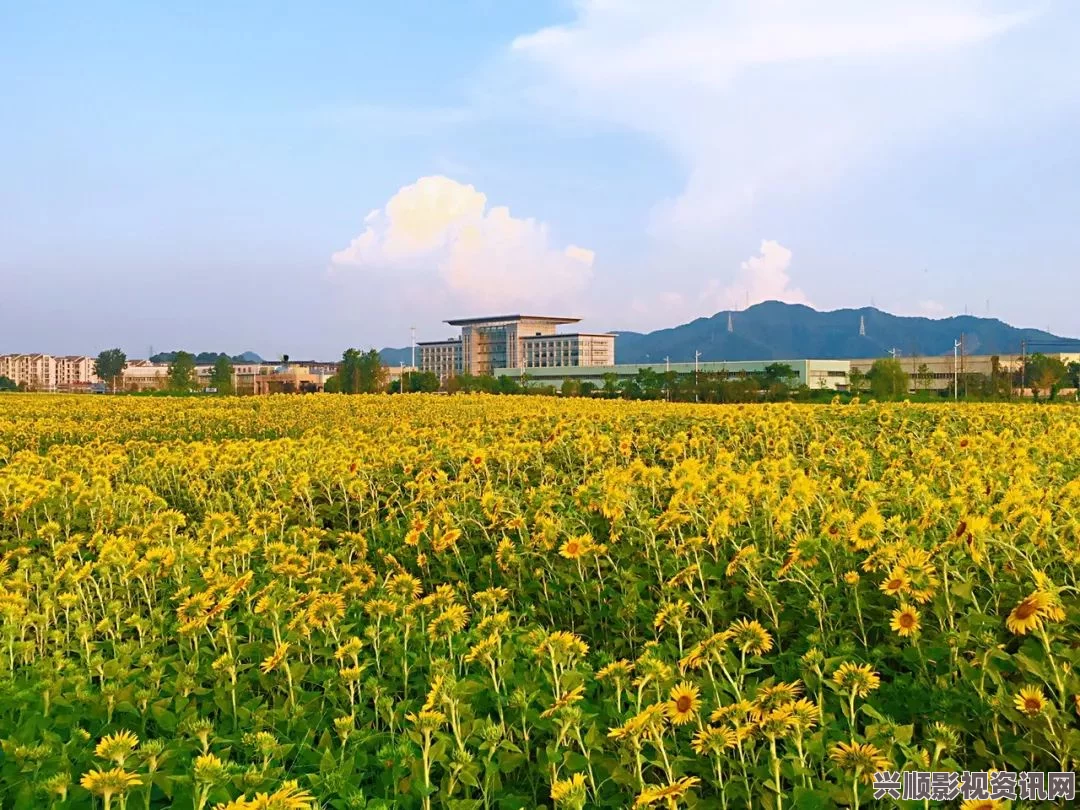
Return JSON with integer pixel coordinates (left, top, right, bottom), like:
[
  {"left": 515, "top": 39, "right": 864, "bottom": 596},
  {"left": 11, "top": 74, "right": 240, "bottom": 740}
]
[
  {"left": 385, "top": 365, "right": 419, "bottom": 387},
  {"left": 496, "top": 359, "right": 852, "bottom": 390},
  {"left": 0, "top": 354, "right": 57, "bottom": 390},
  {"left": 54, "top": 356, "right": 101, "bottom": 391},
  {"left": 848, "top": 354, "right": 1024, "bottom": 393},
  {"left": 252, "top": 362, "right": 336, "bottom": 395},
  {"left": 419, "top": 315, "right": 617, "bottom": 380},
  {"left": 418, "top": 339, "right": 463, "bottom": 382},
  {"left": 121, "top": 361, "right": 170, "bottom": 391},
  {"left": 521, "top": 333, "right": 616, "bottom": 368}
]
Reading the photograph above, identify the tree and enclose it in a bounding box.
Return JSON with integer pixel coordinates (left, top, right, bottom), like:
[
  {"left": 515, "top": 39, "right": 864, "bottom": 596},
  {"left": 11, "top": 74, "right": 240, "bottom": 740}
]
[
  {"left": 848, "top": 368, "right": 866, "bottom": 395},
  {"left": 1025, "top": 353, "right": 1068, "bottom": 399},
  {"left": 601, "top": 372, "right": 620, "bottom": 398},
  {"left": 560, "top": 378, "right": 582, "bottom": 397},
  {"left": 404, "top": 371, "right": 441, "bottom": 393},
  {"left": 868, "top": 358, "right": 908, "bottom": 400},
  {"left": 338, "top": 348, "right": 387, "bottom": 394},
  {"left": 0, "top": 376, "right": 16, "bottom": 392},
  {"left": 1068, "top": 361, "right": 1080, "bottom": 390},
  {"left": 915, "top": 363, "right": 931, "bottom": 394},
  {"left": 323, "top": 375, "right": 341, "bottom": 393},
  {"left": 167, "top": 351, "right": 197, "bottom": 392},
  {"left": 210, "top": 356, "right": 234, "bottom": 395},
  {"left": 762, "top": 363, "right": 797, "bottom": 387},
  {"left": 94, "top": 348, "right": 127, "bottom": 393}
]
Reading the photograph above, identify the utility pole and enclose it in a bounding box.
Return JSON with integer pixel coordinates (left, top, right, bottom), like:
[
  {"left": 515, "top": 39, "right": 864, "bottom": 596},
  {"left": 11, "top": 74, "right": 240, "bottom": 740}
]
[
  {"left": 695, "top": 350, "right": 701, "bottom": 403},
  {"left": 953, "top": 339, "right": 960, "bottom": 400},
  {"left": 961, "top": 333, "right": 967, "bottom": 398},
  {"left": 1021, "top": 339, "right": 1027, "bottom": 397},
  {"left": 664, "top": 356, "right": 670, "bottom": 401}
]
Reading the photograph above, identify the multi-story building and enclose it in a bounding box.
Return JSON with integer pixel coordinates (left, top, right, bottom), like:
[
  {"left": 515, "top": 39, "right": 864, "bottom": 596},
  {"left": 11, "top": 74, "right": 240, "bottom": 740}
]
[
  {"left": 54, "top": 356, "right": 101, "bottom": 391},
  {"left": 418, "top": 339, "right": 464, "bottom": 382},
  {"left": 419, "top": 315, "right": 617, "bottom": 380},
  {"left": 0, "top": 354, "right": 57, "bottom": 390},
  {"left": 521, "top": 333, "right": 616, "bottom": 368}
]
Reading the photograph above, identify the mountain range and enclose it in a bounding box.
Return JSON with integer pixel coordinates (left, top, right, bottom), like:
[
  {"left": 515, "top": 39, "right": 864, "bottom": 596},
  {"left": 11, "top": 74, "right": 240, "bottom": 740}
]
[{"left": 380, "top": 302, "right": 1080, "bottom": 366}]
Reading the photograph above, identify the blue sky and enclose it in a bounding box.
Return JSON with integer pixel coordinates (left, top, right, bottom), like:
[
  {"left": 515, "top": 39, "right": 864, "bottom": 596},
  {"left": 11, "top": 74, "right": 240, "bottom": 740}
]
[{"left": 2, "top": 1, "right": 1079, "bottom": 358}]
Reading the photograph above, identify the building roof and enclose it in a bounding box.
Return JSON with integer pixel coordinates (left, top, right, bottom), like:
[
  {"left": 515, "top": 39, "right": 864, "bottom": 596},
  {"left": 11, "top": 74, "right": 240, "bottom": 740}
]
[
  {"left": 417, "top": 338, "right": 462, "bottom": 346},
  {"left": 444, "top": 315, "right": 580, "bottom": 326}
]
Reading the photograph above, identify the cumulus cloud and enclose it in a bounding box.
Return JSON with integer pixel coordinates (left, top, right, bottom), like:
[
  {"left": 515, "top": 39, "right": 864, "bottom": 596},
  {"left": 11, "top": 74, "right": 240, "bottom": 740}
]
[
  {"left": 331, "top": 176, "right": 594, "bottom": 310},
  {"left": 509, "top": 1, "right": 1037, "bottom": 239},
  {"left": 703, "top": 240, "right": 811, "bottom": 312}
]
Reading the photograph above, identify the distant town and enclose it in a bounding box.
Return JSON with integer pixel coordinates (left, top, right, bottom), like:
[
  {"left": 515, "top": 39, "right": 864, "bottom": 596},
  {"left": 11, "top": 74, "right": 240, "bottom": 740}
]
[{"left": 3, "top": 311, "right": 1079, "bottom": 400}]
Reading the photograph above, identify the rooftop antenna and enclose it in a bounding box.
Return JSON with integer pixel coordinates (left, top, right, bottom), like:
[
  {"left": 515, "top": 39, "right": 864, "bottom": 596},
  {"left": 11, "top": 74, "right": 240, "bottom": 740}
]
[
  {"left": 859, "top": 315, "right": 866, "bottom": 337},
  {"left": 727, "top": 312, "right": 734, "bottom": 333}
]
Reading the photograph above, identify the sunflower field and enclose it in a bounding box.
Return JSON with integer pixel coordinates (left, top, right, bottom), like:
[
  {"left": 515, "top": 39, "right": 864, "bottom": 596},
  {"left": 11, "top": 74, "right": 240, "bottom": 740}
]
[{"left": 0, "top": 394, "right": 1078, "bottom": 810}]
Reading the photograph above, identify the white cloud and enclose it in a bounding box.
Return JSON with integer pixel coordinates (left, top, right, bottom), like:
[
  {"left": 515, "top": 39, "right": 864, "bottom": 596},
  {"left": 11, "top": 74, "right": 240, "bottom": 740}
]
[
  {"left": 509, "top": 1, "right": 1037, "bottom": 239},
  {"left": 702, "top": 239, "right": 811, "bottom": 311},
  {"left": 330, "top": 176, "right": 594, "bottom": 310}
]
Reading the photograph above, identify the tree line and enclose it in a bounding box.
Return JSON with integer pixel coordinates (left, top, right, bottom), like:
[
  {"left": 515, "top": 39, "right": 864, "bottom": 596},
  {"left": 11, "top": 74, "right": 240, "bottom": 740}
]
[{"left": 8, "top": 348, "right": 1070, "bottom": 402}]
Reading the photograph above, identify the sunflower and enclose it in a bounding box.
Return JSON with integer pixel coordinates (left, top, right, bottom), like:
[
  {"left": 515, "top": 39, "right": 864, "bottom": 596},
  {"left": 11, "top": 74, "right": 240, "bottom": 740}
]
[
  {"left": 890, "top": 604, "right": 920, "bottom": 637},
  {"left": 550, "top": 772, "right": 588, "bottom": 808},
  {"left": 849, "top": 507, "right": 885, "bottom": 551},
  {"left": 959, "top": 800, "right": 1005, "bottom": 810},
  {"left": 634, "top": 776, "right": 701, "bottom": 807},
  {"left": 691, "top": 725, "right": 738, "bottom": 756},
  {"left": 879, "top": 569, "right": 910, "bottom": 598},
  {"left": 79, "top": 768, "right": 142, "bottom": 802},
  {"left": 1006, "top": 591, "right": 1052, "bottom": 635},
  {"left": 597, "top": 660, "right": 633, "bottom": 684},
  {"left": 557, "top": 535, "right": 591, "bottom": 561},
  {"left": 260, "top": 642, "right": 290, "bottom": 674},
  {"left": 728, "top": 618, "right": 774, "bottom": 655},
  {"left": 755, "top": 680, "right": 803, "bottom": 710},
  {"left": 94, "top": 730, "right": 139, "bottom": 767},
  {"left": 832, "top": 662, "right": 881, "bottom": 697},
  {"left": 666, "top": 681, "right": 701, "bottom": 725},
  {"left": 1014, "top": 684, "right": 1047, "bottom": 717},
  {"left": 829, "top": 741, "right": 889, "bottom": 783},
  {"left": 789, "top": 698, "right": 819, "bottom": 732}
]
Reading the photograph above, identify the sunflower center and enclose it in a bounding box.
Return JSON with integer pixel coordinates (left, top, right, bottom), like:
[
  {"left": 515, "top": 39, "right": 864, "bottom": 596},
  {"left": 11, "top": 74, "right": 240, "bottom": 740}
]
[
  {"left": 886, "top": 579, "right": 902, "bottom": 591},
  {"left": 899, "top": 614, "right": 915, "bottom": 628},
  {"left": 676, "top": 695, "right": 693, "bottom": 713},
  {"left": 566, "top": 542, "right": 579, "bottom": 555},
  {"left": 1025, "top": 697, "right": 1042, "bottom": 712},
  {"left": 1014, "top": 601, "right": 1038, "bottom": 620}
]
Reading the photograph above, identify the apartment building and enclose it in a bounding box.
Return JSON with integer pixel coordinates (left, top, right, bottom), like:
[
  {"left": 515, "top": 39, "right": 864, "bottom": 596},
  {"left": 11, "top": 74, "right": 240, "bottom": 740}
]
[
  {"left": 55, "top": 355, "right": 101, "bottom": 391},
  {"left": 0, "top": 354, "right": 57, "bottom": 390}
]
